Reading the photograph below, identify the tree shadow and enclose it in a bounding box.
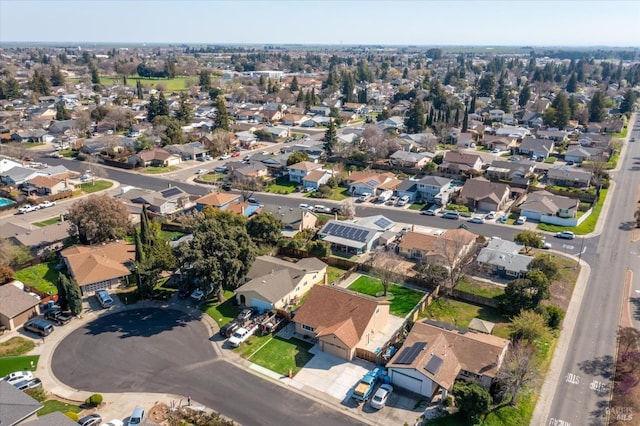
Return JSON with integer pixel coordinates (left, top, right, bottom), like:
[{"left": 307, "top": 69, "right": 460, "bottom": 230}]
[
  {"left": 578, "top": 355, "right": 614, "bottom": 379},
  {"left": 588, "top": 400, "right": 609, "bottom": 425},
  {"left": 82, "top": 308, "right": 195, "bottom": 338}
]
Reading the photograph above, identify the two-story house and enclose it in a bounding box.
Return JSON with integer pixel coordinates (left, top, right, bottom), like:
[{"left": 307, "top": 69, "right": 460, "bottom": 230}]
[
  {"left": 439, "top": 151, "right": 483, "bottom": 175},
  {"left": 416, "top": 176, "right": 453, "bottom": 205},
  {"left": 287, "top": 161, "right": 324, "bottom": 183}
]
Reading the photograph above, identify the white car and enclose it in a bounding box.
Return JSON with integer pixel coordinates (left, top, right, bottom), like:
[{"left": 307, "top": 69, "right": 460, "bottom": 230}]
[
  {"left": 195, "top": 169, "right": 208, "bottom": 175},
  {"left": 299, "top": 203, "right": 311, "bottom": 210},
  {"left": 191, "top": 289, "right": 205, "bottom": 301},
  {"left": 468, "top": 217, "right": 485, "bottom": 224},
  {"left": 485, "top": 211, "right": 496, "bottom": 220},
  {"left": 555, "top": 231, "right": 575, "bottom": 240},
  {"left": 3, "top": 371, "right": 34, "bottom": 385},
  {"left": 219, "top": 154, "right": 231, "bottom": 160},
  {"left": 369, "top": 384, "right": 393, "bottom": 409},
  {"left": 103, "top": 420, "right": 124, "bottom": 426},
  {"left": 17, "top": 205, "right": 38, "bottom": 214},
  {"left": 37, "top": 200, "right": 56, "bottom": 209},
  {"left": 516, "top": 216, "right": 527, "bottom": 224}
]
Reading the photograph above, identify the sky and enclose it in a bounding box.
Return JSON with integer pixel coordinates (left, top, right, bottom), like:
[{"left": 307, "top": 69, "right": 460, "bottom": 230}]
[{"left": 1, "top": 0, "right": 639, "bottom": 47}]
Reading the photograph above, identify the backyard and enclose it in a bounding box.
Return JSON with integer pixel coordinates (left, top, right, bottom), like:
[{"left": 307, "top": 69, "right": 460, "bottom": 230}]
[
  {"left": 326, "top": 265, "right": 349, "bottom": 284},
  {"left": 78, "top": 180, "right": 113, "bottom": 194},
  {"left": 347, "top": 275, "right": 425, "bottom": 317},
  {"left": 14, "top": 261, "right": 59, "bottom": 294},
  {"left": 420, "top": 298, "right": 511, "bottom": 339}
]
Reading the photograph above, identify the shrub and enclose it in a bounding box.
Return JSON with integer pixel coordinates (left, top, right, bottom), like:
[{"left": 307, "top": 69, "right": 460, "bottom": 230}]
[
  {"left": 0, "top": 264, "right": 15, "bottom": 284},
  {"left": 65, "top": 412, "right": 79, "bottom": 422},
  {"left": 25, "top": 387, "right": 46, "bottom": 402},
  {"left": 536, "top": 305, "right": 566, "bottom": 329},
  {"left": 85, "top": 393, "right": 103, "bottom": 407}
]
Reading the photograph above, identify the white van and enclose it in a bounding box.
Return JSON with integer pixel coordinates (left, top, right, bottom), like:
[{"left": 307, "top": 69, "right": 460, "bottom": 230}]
[{"left": 95, "top": 290, "right": 113, "bottom": 309}]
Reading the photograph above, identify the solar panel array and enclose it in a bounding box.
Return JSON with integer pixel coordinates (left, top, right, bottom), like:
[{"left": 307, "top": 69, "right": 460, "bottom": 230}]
[
  {"left": 374, "top": 217, "right": 392, "bottom": 229},
  {"left": 394, "top": 342, "right": 427, "bottom": 364},
  {"left": 323, "top": 222, "right": 370, "bottom": 242},
  {"left": 161, "top": 187, "right": 182, "bottom": 198},
  {"left": 424, "top": 355, "right": 444, "bottom": 375}
]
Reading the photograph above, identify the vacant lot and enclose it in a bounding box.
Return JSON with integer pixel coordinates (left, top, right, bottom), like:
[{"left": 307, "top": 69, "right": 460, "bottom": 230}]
[
  {"left": 14, "top": 261, "right": 59, "bottom": 294},
  {"left": 347, "top": 275, "right": 425, "bottom": 317}
]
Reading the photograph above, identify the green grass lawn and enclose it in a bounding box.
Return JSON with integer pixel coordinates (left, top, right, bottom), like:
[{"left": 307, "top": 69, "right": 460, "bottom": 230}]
[
  {"left": 100, "top": 75, "right": 190, "bottom": 91},
  {"left": 347, "top": 275, "right": 425, "bottom": 317},
  {"left": 58, "top": 149, "right": 77, "bottom": 158},
  {"left": 247, "top": 336, "right": 315, "bottom": 376},
  {"left": 37, "top": 399, "right": 82, "bottom": 416},
  {"left": 198, "top": 173, "right": 225, "bottom": 182},
  {"left": 14, "top": 261, "right": 59, "bottom": 294},
  {"left": 233, "top": 333, "right": 273, "bottom": 358},
  {"left": 159, "top": 230, "right": 186, "bottom": 242},
  {"left": 79, "top": 180, "right": 113, "bottom": 193},
  {"left": 13, "top": 142, "right": 45, "bottom": 149},
  {"left": 544, "top": 156, "right": 557, "bottom": 164},
  {"left": 264, "top": 178, "right": 297, "bottom": 194},
  {"left": 141, "top": 166, "right": 179, "bottom": 174},
  {"left": 32, "top": 216, "right": 62, "bottom": 227},
  {"left": 455, "top": 279, "right": 505, "bottom": 299},
  {"left": 421, "top": 298, "right": 511, "bottom": 339},
  {"left": 201, "top": 291, "right": 237, "bottom": 325},
  {"left": 409, "top": 202, "right": 425, "bottom": 211},
  {"left": 538, "top": 189, "right": 607, "bottom": 235},
  {"left": 0, "top": 337, "right": 35, "bottom": 357},
  {"left": 0, "top": 355, "right": 40, "bottom": 377},
  {"left": 326, "top": 266, "right": 348, "bottom": 284}
]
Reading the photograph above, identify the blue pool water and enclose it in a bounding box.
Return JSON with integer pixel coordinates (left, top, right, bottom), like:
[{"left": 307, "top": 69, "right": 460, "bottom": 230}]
[{"left": 0, "top": 197, "right": 16, "bottom": 207}]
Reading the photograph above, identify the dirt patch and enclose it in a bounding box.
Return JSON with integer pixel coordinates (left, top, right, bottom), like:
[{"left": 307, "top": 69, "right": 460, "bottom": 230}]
[{"left": 149, "top": 402, "right": 170, "bottom": 424}]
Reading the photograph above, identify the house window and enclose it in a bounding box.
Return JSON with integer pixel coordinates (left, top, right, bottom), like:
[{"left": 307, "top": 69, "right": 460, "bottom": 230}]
[{"left": 302, "top": 324, "right": 315, "bottom": 332}]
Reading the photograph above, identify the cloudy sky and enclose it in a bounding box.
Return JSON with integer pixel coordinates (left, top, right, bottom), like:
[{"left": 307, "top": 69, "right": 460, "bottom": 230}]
[{"left": 1, "top": 0, "right": 638, "bottom": 46}]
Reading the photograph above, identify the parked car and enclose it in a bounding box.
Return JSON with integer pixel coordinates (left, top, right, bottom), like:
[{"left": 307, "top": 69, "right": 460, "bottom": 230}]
[
  {"left": 442, "top": 211, "right": 460, "bottom": 220},
  {"left": 299, "top": 203, "right": 311, "bottom": 210},
  {"left": 127, "top": 407, "right": 145, "bottom": 426},
  {"left": 468, "top": 217, "right": 485, "bottom": 224},
  {"left": 13, "top": 378, "right": 42, "bottom": 391},
  {"left": 191, "top": 289, "right": 205, "bottom": 301},
  {"left": 555, "top": 231, "right": 575, "bottom": 240},
  {"left": 3, "top": 371, "right": 34, "bottom": 385},
  {"left": 220, "top": 320, "right": 241, "bottom": 338},
  {"left": 369, "top": 384, "right": 393, "bottom": 409},
  {"left": 485, "top": 211, "right": 496, "bottom": 220},
  {"left": 542, "top": 241, "right": 552, "bottom": 249},
  {"left": 195, "top": 169, "right": 208, "bottom": 175},
  {"left": 313, "top": 205, "right": 331, "bottom": 214},
  {"left": 17, "top": 205, "right": 38, "bottom": 214},
  {"left": 44, "top": 308, "right": 72, "bottom": 325},
  {"left": 220, "top": 183, "right": 232, "bottom": 191},
  {"left": 219, "top": 154, "right": 231, "bottom": 160},
  {"left": 566, "top": 160, "right": 575, "bottom": 166},
  {"left": 214, "top": 166, "right": 228, "bottom": 173},
  {"left": 78, "top": 414, "right": 102, "bottom": 426},
  {"left": 103, "top": 420, "right": 124, "bottom": 426},
  {"left": 236, "top": 308, "right": 254, "bottom": 322},
  {"left": 23, "top": 319, "right": 54, "bottom": 337},
  {"left": 516, "top": 216, "right": 527, "bottom": 224},
  {"left": 37, "top": 200, "right": 56, "bottom": 209},
  {"left": 247, "top": 197, "right": 260, "bottom": 204},
  {"left": 232, "top": 152, "right": 240, "bottom": 157}
]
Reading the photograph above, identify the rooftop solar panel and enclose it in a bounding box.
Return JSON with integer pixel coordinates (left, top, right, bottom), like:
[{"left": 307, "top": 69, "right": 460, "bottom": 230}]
[
  {"left": 424, "top": 355, "right": 444, "bottom": 375},
  {"left": 394, "top": 342, "right": 426, "bottom": 364},
  {"left": 374, "top": 217, "right": 392, "bottom": 229},
  {"left": 161, "top": 187, "right": 182, "bottom": 198}
]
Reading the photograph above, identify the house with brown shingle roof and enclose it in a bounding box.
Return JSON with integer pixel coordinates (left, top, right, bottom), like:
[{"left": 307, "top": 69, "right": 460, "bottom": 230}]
[
  {"left": 347, "top": 172, "right": 400, "bottom": 196},
  {"left": 439, "top": 151, "right": 483, "bottom": 175},
  {"left": 24, "top": 174, "right": 74, "bottom": 196},
  {"left": 398, "top": 228, "right": 477, "bottom": 265},
  {"left": 302, "top": 169, "right": 332, "bottom": 189},
  {"left": 457, "top": 177, "right": 511, "bottom": 212},
  {"left": 195, "top": 192, "right": 241, "bottom": 211},
  {"left": 60, "top": 241, "right": 135, "bottom": 295},
  {"left": 287, "top": 161, "right": 324, "bottom": 183},
  {"left": 0, "top": 284, "right": 40, "bottom": 331},
  {"left": 132, "top": 147, "right": 181, "bottom": 167},
  {"left": 293, "top": 285, "right": 389, "bottom": 361},
  {"left": 386, "top": 320, "right": 509, "bottom": 398}
]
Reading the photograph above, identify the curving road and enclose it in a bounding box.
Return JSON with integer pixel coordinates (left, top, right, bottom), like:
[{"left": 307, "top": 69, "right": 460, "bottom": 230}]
[{"left": 52, "top": 308, "right": 364, "bottom": 426}]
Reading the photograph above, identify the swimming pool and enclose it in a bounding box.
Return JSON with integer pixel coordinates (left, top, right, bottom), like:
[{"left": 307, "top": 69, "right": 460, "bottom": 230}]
[{"left": 0, "top": 197, "right": 16, "bottom": 207}]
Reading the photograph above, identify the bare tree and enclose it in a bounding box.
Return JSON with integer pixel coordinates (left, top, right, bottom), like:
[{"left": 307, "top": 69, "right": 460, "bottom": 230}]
[
  {"left": 434, "top": 231, "right": 480, "bottom": 296},
  {"left": 205, "top": 129, "right": 234, "bottom": 155},
  {"left": 74, "top": 109, "right": 92, "bottom": 135},
  {"left": 340, "top": 198, "right": 356, "bottom": 219},
  {"left": 495, "top": 342, "right": 541, "bottom": 406},
  {"left": 235, "top": 177, "right": 263, "bottom": 201},
  {"left": 367, "top": 250, "right": 404, "bottom": 296}
]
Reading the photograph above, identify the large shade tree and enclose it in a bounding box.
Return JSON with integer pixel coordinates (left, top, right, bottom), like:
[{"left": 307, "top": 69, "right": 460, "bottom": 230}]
[{"left": 67, "top": 195, "right": 131, "bottom": 244}]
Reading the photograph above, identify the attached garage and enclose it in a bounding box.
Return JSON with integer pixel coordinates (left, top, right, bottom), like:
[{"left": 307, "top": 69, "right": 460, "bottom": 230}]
[
  {"left": 389, "top": 369, "right": 434, "bottom": 397},
  {"left": 0, "top": 284, "right": 40, "bottom": 332},
  {"left": 320, "top": 338, "right": 352, "bottom": 360}
]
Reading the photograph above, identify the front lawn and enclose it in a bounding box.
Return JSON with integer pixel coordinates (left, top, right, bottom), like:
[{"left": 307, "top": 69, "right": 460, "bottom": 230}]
[
  {"left": 37, "top": 399, "right": 82, "bottom": 416},
  {"left": 14, "top": 261, "right": 59, "bottom": 294},
  {"left": 114, "top": 287, "right": 142, "bottom": 305},
  {"left": 409, "top": 202, "right": 426, "bottom": 211},
  {"left": 0, "top": 337, "right": 35, "bottom": 357},
  {"left": 198, "top": 173, "right": 225, "bottom": 182},
  {"left": 33, "top": 216, "right": 62, "bottom": 227},
  {"left": 0, "top": 355, "right": 40, "bottom": 376},
  {"left": 248, "top": 336, "right": 315, "bottom": 376},
  {"left": 306, "top": 186, "right": 350, "bottom": 201},
  {"left": 264, "top": 178, "right": 297, "bottom": 194},
  {"left": 233, "top": 333, "right": 273, "bottom": 358},
  {"left": 201, "top": 290, "right": 237, "bottom": 325},
  {"left": 142, "top": 166, "right": 178, "bottom": 174},
  {"left": 79, "top": 180, "right": 113, "bottom": 193},
  {"left": 421, "top": 298, "right": 511, "bottom": 339},
  {"left": 347, "top": 275, "right": 425, "bottom": 317},
  {"left": 159, "top": 230, "right": 186, "bottom": 242}
]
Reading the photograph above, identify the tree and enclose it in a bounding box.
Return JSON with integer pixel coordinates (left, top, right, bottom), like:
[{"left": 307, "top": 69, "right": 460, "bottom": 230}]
[
  {"left": 513, "top": 230, "right": 544, "bottom": 252},
  {"left": 452, "top": 381, "right": 491, "bottom": 424},
  {"left": 518, "top": 84, "right": 531, "bottom": 107},
  {"left": 58, "top": 273, "right": 83, "bottom": 316},
  {"left": 147, "top": 94, "right": 158, "bottom": 122},
  {"left": 55, "top": 102, "right": 71, "bottom": 120},
  {"left": 405, "top": 98, "right": 426, "bottom": 133},
  {"left": 66, "top": 195, "right": 131, "bottom": 244},
  {"left": 535, "top": 304, "right": 565, "bottom": 329},
  {"left": 290, "top": 76, "right": 299, "bottom": 92},
  {"left": 2, "top": 75, "right": 21, "bottom": 99},
  {"left": 0, "top": 238, "right": 31, "bottom": 267},
  {"left": 416, "top": 263, "right": 449, "bottom": 288},
  {"left": 213, "top": 95, "right": 230, "bottom": 131},
  {"left": 286, "top": 151, "right": 309, "bottom": 166},
  {"left": 503, "top": 270, "right": 550, "bottom": 312},
  {"left": 435, "top": 234, "right": 480, "bottom": 296},
  {"left": 495, "top": 342, "right": 540, "bottom": 406},
  {"left": 323, "top": 120, "right": 337, "bottom": 156},
  {"left": 174, "top": 92, "right": 193, "bottom": 124},
  {"left": 620, "top": 90, "right": 637, "bottom": 115},
  {"left": 199, "top": 70, "right": 211, "bottom": 91},
  {"left": 588, "top": 90, "right": 607, "bottom": 123},
  {"left": 367, "top": 250, "right": 403, "bottom": 296},
  {"left": 477, "top": 73, "right": 495, "bottom": 97},
  {"left": 56, "top": 272, "right": 69, "bottom": 311},
  {"left": 461, "top": 106, "right": 469, "bottom": 132},
  {"left": 50, "top": 65, "right": 65, "bottom": 87},
  {"left": 566, "top": 72, "right": 578, "bottom": 93},
  {"left": 0, "top": 264, "right": 15, "bottom": 285},
  {"left": 551, "top": 91, "right": 570, "bottom": 128},
  {"left": 28, "top": 69, "right": 50, "bottom": 95},
  {"left": 89, "top": 62, "right": 100, "bottom": 85},
  {"left": 509, "top": 309, "right": 550, "bottom": 343},
  {"left": 246, "top": 212, "right": 283, "bottom": 245},
  {"left": 307, "top": 240, "right": 331, "bottom": 258},
  {"left": 340, "top": 198, "right": 356, "bottom": 219},
  {"left": 177, "top": 217, "right": 257, "bottom": 299},
  {"left": 156, "top": 92, "right": 169, "bottom": 117},
  {"left": 527, "top": 255, "right": 559, "bottom": 281}
]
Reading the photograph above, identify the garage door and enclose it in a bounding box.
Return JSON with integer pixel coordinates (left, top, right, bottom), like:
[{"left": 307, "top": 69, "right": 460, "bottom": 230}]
[
  {"left": 321, "top": 340, "right": 350, "bottom": 360},
  {"left": 391, "top": 370, "right": 425, "bottom": 395},
  {"left": 81, "top": 281, "right": 111, "bottom": 296}
]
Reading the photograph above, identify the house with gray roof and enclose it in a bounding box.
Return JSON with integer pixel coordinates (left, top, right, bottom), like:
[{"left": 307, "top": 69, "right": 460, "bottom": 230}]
[
  {"left": 389, "top": 150, "right": 432, "bottom": 168},
  {"left": 118, "top": 186, "right": 195, "bottom": 217},
  {"left": 0, "top": 380, "right": 43, "bottom": 425},
  {"left": 564, "top": 146, "right": 603, "bottom": 164},
  {"left": 518, "top": 137, "right": 555, "bottom": 159},
  {"left": 476, "top": 238, "right": 533, "bottom": 278},
  {"left": 416, "top": 176, "right": 452, "bottom": 205},
  {"left": 547, "top": 166, "right": 592, "bottom": 188},
  {"left": 519, "top": 190, "right": 580, "bottom": 222},
  {"left": 319, "top": 215, "right": 395, "bottom": 255},
  {"left": 485, "top": 160, "right": 535, "bottom": 187},
  {"left": 0, "top": 284, "right": 40, "bottom": 331},
  {"left": 235, "top": 256, "right": 327, "bottom": 311}
]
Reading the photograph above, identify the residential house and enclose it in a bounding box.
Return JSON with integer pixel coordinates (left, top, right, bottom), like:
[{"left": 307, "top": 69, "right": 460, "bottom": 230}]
[
  {"left": 457, "top": 177, "right": 511, "bottom": 212},
  {"left": 318, "top": 215, "right": 395, "bottom": 255},
  {"left": 0, "top": 380, "right": 43, "bottom": 426},
  {"left": 263, "top": 205, "right": 318, "bottom": 238},
  {"left": 302, "top": 169, "right": 332, "bottom": 189},
  {"left": 564, "top": 146, "right": 603, "bottom": 164},
  {"left": 10, "top": 222, "right": 69, "bottom": 257},
  {"left": 520, "top": 110, "right": 544, "bottom": 127},
  {"left": 389, "top": 150, "right": 432, "bottom": 168},
  {"left": 288, "top": 161, "right": 323, "bottom": 183},
  {"left": 535, "top": 129, "right": 569, "bottom": 142},
  {"left": 132, "top": 147, "right": 181, "bottom": 167},
  {"left": 228, "top": 161, "right": 269, "bottom": 181},
  {"left": 439, "top": 151, "right": 483, "bottom": 175},
  {"left": 119, "top": 186, "right": 195, "bottom": 217},
  {"left": 519, "top": 190, "right": 579, "bottom": 221},
  {"left": 485, "top": 160, "right": 535, "bottom": 187},
  {"left": 23, "top": 174, "right": 74, "bottom": 196},
  {"left": 165, "top": 142, "right": 208, "bottom": 161},
  {"left": 395, "top": 179, "right": 419, "bottom": 203},
  {"left": 0, "top": 284, "right": 40, "bottom": 332},
  {"left": 47, "top": 119, "right": 77, "bottom": 136},
  {"left": 484, "top": 136, "right": 516, "bottom": 152},
  {"left": 60, "top": 241, "right": 135, "bottom": 295},
  {"left": 0, "top": 158, "right": 22, "bottom": 173},
  {"left": 398, "top": 228, "right": 477, "bottom": 264},
  {"left": 347, "top": 171, "right": 401, "bottom": 195},
  {"left": 518, "top": 137, "right": 555, "bottom": 159},
  {"left": 309, "top": 105, "right": 331, "bottom": 116},
  {"left": 235, "top": 131, "right": 258, "bottom": 147},
  {"left": 261, "top": 125, "right": 288, "bottom": 138},
  {"left": 476, "top": 238, "right": 533, "bottom": 278},
  {"left": 578, "top": 134, "right": 612, "bottom": 148},
  {"left": 195, "top": 192, "right": 241, "bottom": 211},
  {"left": 489, "top": 109, "right": 505, "bottom": 121},
  {"left": 280, "top": 113, "right": 309, "bottom": 126},
  {"left": 11, "top": 129, "right": 49, "bottom": 143},
  {"left": 377, "top": 116, "right": 405, "bottom": 131},
  {"left": 416, "top": 176, "right": 453, "bottom": 205},
  {"left": 293, "top": 285, "right": 390, "bottom": 361},
  {"left": 235, "top": 256, "right": 327, "bottom": 311},
  {"left": 547, "top": 166, "right": 592, "bottom": 188},
  {"left": 386, "top": 320, "right": 509, "bottom": 397},
  {"left": 1, "top": 165, "right": 70, "bottom": 186}
]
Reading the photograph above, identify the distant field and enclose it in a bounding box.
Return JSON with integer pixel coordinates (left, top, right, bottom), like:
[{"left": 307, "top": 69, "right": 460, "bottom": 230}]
[{"left": 99, "top": 76, "right": 191, "bottom": 91}]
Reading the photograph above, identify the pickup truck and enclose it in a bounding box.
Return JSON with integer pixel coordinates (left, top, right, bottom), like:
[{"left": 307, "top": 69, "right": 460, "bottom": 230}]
[
  {"left": 352, "top": 367, "right": 384, "bottom": 402},
  {"left": 228, "top": 323, "right": 258, "bottom": 347},
  {"left": 44, "top": 309, "right": 72, "bottom": 325}
]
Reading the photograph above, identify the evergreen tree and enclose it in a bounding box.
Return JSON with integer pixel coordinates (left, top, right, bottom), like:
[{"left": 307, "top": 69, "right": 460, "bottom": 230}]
[
  {"left": 566, "top": 72, "right": 578, "bottom": 93},
  {"left": 518, "top": 84, "right": 531, "bottom": 107},
  {"left": 199, "top": 69, "right": 211, "bottom": 91},
  {"left": 620, "top": 90, "right": 637, "bottom": 114},
  {"left": 461, "top": 107, "right": 469, "bottom": 132},
  {"left": 296, "top": 90, "right": 304, "bottom": 103},
  {"left": 323, "top": 120, "right": 337, "bottom": 156},
  {"left": 123, "top": 75, "right": 127, "bottom": 86},
  {"left": 551, "top": 92, "right": 570, "bottom": 128},
  {"left": 136, "top": 80, "right": 143, "bottom": 99},
  {"left": 290, "top": 76, "right": 299, "bottom": 92},
  {"left": 56, "top": 272, "right": 69, "bottom": 311},
  {"left": 454, "top": 108, "right": 460, "bottom": 127},
  {"left": 156, "top": 92, "right": 169, "bottom": 117},
  {"left": 470, "top": 93, "right": 477, "bottom": 112},
  {"left": 500, "top": 92, "right": 511, "bottom": 113},
  {"left": 66, "top": 276, "right": 83, "bottom": 316},
  {"left": 175, "top": 92, "right": 193, "bottom": 124},
  {"left": 258, "top": 74, "right": 266, "bottom": 90},
  {"left": 588, "top": 91, "right": 607, "bottom": 123},
  {"left": 28, "top": 70, "right": 50, "bottom": 95},
  {"left": 134, "top": 206, "right": 175, "bottom": 298},
  {"left": 358, "top": 87, "right": 367, "bottom": 104},
  {"left": 405, "top": 98, "right": 426, "bottom": 133},
  {"left": 147, "top": 94, "right": 158, "bottom": 122},
  {"left": 89, "top": 61, "right": 100, "bottom": 85},
  {"left": 213, "top": 95, "right": 230, "bottom": 131},
  {"left": 3, "top": 75, "right": 21, "bottom": 99},
  {"left": 55, "top": 102, "right": 70, "bottom": 120},
  {"left": 50, "top": 65, "right": 65, "bottom": 87}
]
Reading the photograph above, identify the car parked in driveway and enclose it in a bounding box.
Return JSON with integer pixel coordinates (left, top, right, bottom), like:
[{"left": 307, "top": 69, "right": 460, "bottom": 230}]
[
  {"left": 220, "top": 320, "right": 241, "bottom": 338},
  {"left": 17, "top": 205, "right": 38, "bottom": 214},
  {"left": 516, "top": 215, "right": 527, "bottom": 224},
  {"left": 3, "top": 371, "right": 34, "bottom": 385},
  {"left": 44, "top": 308, "right": 72, "bottom": 325},
  {"left": 23, "top": 319, "right": 54, "bottom": 336},
  {"left": 78, "top": 413, "right": 102, "bottom": 426},
  {"left": 13, "top": 378, "right": 42, "bottom": 391},
  {"left": 369, "top": 384, "right": 393, "bottom": 409},
  {"left": 37, "top": 200, "right": 56, "bottom": 209},
  {"left": 555, "top": 231, "right": 575, "bottom": 240}
]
